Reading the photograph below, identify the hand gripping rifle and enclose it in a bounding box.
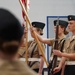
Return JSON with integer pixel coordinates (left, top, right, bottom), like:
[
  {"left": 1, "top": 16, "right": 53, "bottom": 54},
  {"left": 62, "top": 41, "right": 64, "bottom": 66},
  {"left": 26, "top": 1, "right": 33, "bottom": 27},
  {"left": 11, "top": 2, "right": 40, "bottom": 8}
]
[{"left": 48, "top": 17, "right": 59, "bottom": 75}]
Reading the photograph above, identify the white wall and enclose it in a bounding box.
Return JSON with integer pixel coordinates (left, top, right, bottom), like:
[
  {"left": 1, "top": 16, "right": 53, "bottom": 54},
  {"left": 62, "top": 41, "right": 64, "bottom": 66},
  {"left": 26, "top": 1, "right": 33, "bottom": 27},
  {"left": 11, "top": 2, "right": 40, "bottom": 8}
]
[
  {"left": 0, "top": 0, "right": 75, "bottom": 38},
  {"left": 29, "top": 0, "right": 75, "bottom": 21},
  {"left": 0, "top": 0, "right": 75, "bottom": 22}
]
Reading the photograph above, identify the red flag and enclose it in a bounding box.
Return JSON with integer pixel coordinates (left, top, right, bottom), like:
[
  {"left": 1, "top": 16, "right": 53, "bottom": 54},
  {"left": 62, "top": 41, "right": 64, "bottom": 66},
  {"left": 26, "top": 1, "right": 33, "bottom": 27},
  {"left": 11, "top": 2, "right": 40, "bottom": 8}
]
[
  {"left": 22, "top": 0, "right": 25, "bottom": 3},
  {"left": 22, "top": 0, "right": 30, "bottom": 22},
  {"left": 22, "top": 0, "right": 26, "bottom": 19}
]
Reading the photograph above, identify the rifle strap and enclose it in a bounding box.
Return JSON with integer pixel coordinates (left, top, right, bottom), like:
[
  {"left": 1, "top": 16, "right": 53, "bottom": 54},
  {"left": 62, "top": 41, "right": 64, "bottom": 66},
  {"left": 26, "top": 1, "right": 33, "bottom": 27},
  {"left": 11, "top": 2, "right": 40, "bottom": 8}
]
[{"left": 60, "top": 39, "right": 65, "bottom": 52}]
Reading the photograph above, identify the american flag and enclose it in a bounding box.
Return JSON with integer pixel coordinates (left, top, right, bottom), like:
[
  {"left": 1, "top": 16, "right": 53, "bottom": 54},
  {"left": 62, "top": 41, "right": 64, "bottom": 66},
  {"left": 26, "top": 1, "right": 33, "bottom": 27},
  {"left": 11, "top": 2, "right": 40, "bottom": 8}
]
[{"left": 22, "top": 0, "right": 30, "bottom": 20}]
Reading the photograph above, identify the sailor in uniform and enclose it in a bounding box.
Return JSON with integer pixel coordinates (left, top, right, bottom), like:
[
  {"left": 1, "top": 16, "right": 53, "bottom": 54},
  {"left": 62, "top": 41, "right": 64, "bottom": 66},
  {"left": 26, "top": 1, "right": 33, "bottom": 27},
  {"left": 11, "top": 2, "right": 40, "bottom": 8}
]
[
  {"left": 30, "top": 19, "right": 68, "bottom": 75},
  {"left": 53, "top": 15, "right": 75, "bottom": 75},
  {"left": 18, "top": 21, "right": 45, "bottom": 75}
]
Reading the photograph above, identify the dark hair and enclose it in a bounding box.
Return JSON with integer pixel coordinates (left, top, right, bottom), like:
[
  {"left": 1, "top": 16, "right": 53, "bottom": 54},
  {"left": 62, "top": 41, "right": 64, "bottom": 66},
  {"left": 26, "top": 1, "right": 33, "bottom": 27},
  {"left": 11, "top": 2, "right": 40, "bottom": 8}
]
[
  {"left": 0, "top": 38, "right": 20, "bottom": 56},
  {"left": 60, "top": 25, "right": 69, "bottom": 35},
  {"left": 0, "top": 8, "right": 24, "bottom": 55},
  {"left": 2, "top": 43, "right": 19, "bottom": 55}
]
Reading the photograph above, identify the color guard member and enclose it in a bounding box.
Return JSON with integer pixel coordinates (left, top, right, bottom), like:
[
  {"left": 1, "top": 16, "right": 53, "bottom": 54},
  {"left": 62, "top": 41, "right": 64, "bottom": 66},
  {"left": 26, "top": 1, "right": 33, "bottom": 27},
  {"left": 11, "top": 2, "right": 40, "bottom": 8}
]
[
  {"left": 18, "top": 22, "right": 45, "bottom": 75},
  {"left": 53, "top": 15, "right": 75, "bottom": 75},
  {"left": 31, "top": 20, "right": 68, "bottom": 75}
]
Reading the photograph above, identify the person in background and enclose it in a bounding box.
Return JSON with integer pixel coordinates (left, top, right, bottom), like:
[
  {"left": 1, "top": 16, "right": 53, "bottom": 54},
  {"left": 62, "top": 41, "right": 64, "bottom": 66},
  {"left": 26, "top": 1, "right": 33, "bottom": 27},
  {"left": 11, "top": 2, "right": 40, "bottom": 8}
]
[
  {"left": 18, "top": 21, "right": 45, "bottom": 75},
  {"left": 53, "top": 15, "right": 75, "bottom": 75},
  {"left": 30, "top": 20, "right": 68, "bottom": 75},
  {"left": 0, "top": 8, "right": 37, "bottom": 75}
]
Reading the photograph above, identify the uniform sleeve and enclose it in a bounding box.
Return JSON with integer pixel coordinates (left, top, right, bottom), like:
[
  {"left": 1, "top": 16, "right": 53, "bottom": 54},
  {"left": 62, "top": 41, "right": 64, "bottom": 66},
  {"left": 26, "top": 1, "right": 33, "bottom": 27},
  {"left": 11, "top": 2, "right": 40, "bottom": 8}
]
[
  {"left": 63, "top": 38, "right": 69, "bottom": 53},
  {"left": 39, "top": 43, "right": 46, "bottom": 56},
  {"left": 48, "top": 38, "right": 54, "bottom": 46},
  {"left": 28, "top": 40, "right": 33, "bottom": 47},
  {"left": 18, "top": 47, "right": 26, "bottom": 56},
  {"left": 18, "top": 40, "right": 32, "bottom": 56}
]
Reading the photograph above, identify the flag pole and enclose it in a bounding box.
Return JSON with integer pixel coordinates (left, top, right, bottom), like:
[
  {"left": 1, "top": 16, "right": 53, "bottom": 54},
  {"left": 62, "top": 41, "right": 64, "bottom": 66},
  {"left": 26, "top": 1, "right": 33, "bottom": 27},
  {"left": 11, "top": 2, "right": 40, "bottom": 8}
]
[
  {"left": 22, "top": 0, "right": 28, "bottom": 64},
  {"left": 19, "top": 0, "right": 49, "bottom": 67},
  {"left": 25, "top": 0, "right": 28, "bottom": 64}
]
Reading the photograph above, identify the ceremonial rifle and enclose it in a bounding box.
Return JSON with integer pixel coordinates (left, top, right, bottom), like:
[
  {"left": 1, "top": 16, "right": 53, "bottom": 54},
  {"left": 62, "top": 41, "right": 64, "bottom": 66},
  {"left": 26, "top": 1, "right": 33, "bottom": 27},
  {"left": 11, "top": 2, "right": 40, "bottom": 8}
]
[{"left": 48, "top": 17, "right": 59, "bottom": 75}]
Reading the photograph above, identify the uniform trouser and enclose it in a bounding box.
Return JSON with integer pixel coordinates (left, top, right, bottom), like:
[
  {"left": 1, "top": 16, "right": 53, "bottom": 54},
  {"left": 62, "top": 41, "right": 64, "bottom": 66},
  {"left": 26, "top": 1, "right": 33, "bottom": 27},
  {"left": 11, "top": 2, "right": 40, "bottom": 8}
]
[
  {"left": 54, "top": 61, "right": 62, "bottom": 75},
  {"left": 33, "top": 68, "right": 44, "bottom": 74},
  {"left": 54, "top": 70, "right": 61, "bottom": 75},
  {"left": 49, "top": 61, "right": 62, "bottom": 75},
  {"left": 64, "top": 65, "right": 75, "bottom": 75},
  {"left": 33, "top": 68, "right": 39, "bottom": 73}
]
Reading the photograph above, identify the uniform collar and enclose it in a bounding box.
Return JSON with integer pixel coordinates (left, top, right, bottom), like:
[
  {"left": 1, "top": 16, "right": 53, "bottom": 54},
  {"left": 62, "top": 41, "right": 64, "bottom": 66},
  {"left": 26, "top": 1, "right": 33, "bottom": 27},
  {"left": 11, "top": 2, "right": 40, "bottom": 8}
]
[
  {"left": 70, "top": 35, "right": 75, "bottom": 41},
  {"left": 58, "top": 34, "right": 66, "bottom": 41},
  {"left": 72, "top": 35, "right": 75, "bottom": 39}
]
